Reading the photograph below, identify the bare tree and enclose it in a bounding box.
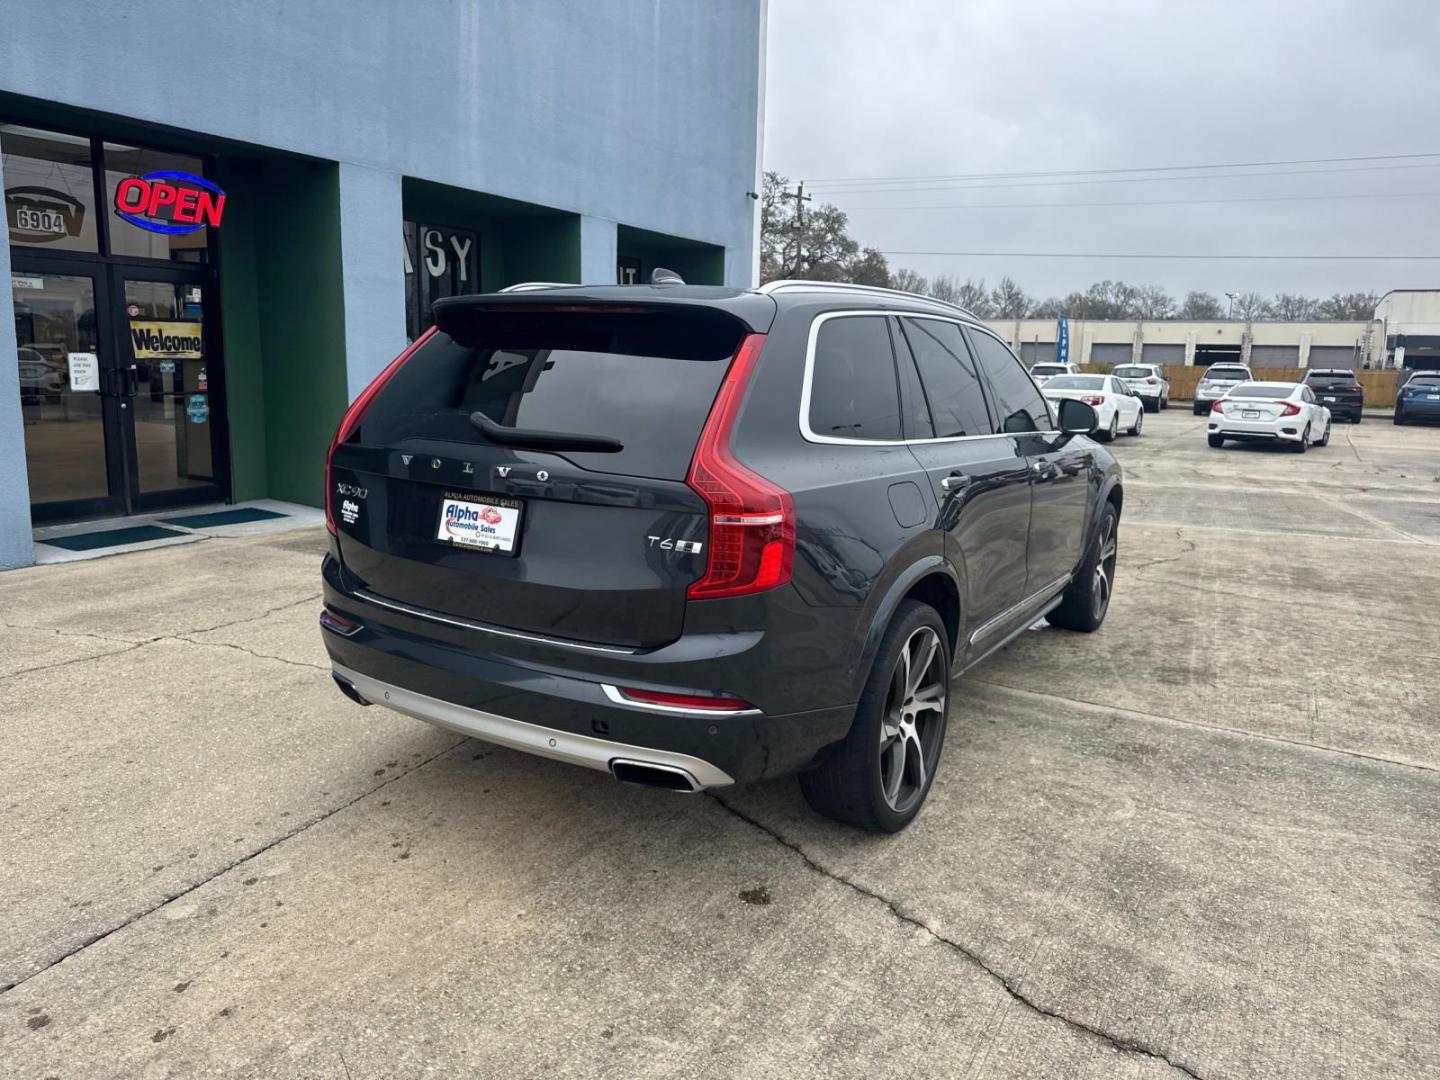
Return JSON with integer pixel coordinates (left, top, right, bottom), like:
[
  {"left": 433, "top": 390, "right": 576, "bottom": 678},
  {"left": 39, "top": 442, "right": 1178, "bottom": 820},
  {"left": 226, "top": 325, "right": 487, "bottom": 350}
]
[
  {"left": 1134, "top": 285, "right": 1176, "bottom": 319},
  {"left": 955, "top": 278, "right": 993, "bottom": 317},
  {"left": 1272, "top": 293, "right": 1320, "bottom": 320},
  {"left": 1317, "top": 292, "right": 1380, "bottom": 320},
  {"left": 1179, "top": 291, "right": 1224, "bottom": 319},
  {"left": 847, "top": 247, "right": 891, "bottom": 287},
  {"left": 890, "top": 268, "right": 929, "bottom": 295},
  {"left": 1030, "top": 296, "right": 1065, "bottom": 319},
  {"left": 990, "top": 276, "right": 1031, "bottom": 318},
  {"left": 1234, "top": 291, "right": 1274, "bottom": 321},
  {"left": 927, "top": 274, "right": 960, "bottom": 304}
]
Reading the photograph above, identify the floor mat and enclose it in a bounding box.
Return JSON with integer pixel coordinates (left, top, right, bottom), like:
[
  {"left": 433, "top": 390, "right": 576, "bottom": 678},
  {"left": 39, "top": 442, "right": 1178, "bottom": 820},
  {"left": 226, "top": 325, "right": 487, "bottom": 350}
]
[
  {"left": 39, "top": 525, "right": 190, "bottom": 552},
  {"left": 159, "top": 507, "right": 289, "bottom": 529}
]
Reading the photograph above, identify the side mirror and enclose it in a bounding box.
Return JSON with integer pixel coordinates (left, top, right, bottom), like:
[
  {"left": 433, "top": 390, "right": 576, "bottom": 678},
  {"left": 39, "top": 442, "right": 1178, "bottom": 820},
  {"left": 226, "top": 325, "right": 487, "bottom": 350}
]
[{"left": 1057, "top": 397, "right": 1099, "bottom": 435}]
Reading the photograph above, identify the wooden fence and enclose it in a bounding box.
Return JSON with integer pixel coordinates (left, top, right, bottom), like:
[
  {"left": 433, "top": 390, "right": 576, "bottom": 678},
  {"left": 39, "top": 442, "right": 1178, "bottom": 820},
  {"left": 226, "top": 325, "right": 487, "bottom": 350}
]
[{"left": 1079, "top": 364, "right": 1399, "bottom": 406}]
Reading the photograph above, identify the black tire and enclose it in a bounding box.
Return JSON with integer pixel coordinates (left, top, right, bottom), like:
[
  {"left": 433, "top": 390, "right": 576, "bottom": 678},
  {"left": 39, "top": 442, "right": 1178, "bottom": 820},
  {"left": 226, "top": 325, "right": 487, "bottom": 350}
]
[
  {"left": 1128, "top": 408, "right": 1143, "bottom": 436},
  {"left": 799, "top": 600, "right": 950, "bottom": 833},
  {"left": 1318, "top": 421, "right": 1330, "bottom": 447},
  {"left": 1293, "top": 425, "right": 1309, "bottom": 453},
  {"left": 1192, "top": 403, "right": 1203, "bottom": 415},
  {"left": 1208, "top": 434, "right": 1225, "bottom": 448},
  {"left": 1046, "top": 501, "right": 1119, "bottom": 633},
  {"left": 1394, "top": 412, "right": 1405, "bottom": 425},
  {"left": 1097, "top": 413, "right": 1118, "bottom": 442},
  {"left": 1352, "top": 414, "right": 1362, "bottom": 424}
]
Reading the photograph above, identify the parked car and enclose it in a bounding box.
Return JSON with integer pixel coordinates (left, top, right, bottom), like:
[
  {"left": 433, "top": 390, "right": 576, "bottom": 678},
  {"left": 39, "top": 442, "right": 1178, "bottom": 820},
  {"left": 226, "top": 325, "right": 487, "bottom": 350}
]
[
  {"left": 1393, "top": 370, "right": 1440, "bottom": 425},
  {"left": 1302, "top": 368, "right": 1364, "bottom": 423},
  {"left": 1040, "top": 374, "right": 1144, "bottom": 441},
  {"left": 1206, "top": 381, "right": 1332, "bottom": 451},
  {"left": 1029, "top": 361, "right": 1081, "bottom": 386},
  {"left": 320, "top": 278, "right": 1124, "bottom": 832},
  {"left": 1112, "top": 363, "right": 1171, "bottom": 412},
  {"left": 1193, "top": 364, "right": 1253, "bottom": 414},
  {"left": 17, "top": 346, "right": 66, "bottom": 403}
]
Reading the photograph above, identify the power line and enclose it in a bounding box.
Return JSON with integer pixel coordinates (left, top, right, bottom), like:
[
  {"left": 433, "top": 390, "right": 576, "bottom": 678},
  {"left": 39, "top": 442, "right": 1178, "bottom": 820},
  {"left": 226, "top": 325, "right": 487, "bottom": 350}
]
[
  {"left": 877, "top": 251, "right": 1440, "bottom": 261},
  {"left": 805, "top": 150, "right": 1440, "bottom": 186},
  {"left": 806, "top": 162, "right": 1440, "bottom": 196},
  {"left": 839, "top": 191, "right": 1440, "bottom": 212}
]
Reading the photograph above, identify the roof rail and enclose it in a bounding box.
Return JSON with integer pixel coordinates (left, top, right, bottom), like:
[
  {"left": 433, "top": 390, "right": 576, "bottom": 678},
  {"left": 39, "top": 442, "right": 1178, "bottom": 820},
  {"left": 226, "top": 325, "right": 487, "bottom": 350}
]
[
  {"left": 757, "top": 279, "right": 978, "bottom": 320},
  {"left": 497, "top": 282, "right": 578, "bottom": 293}
]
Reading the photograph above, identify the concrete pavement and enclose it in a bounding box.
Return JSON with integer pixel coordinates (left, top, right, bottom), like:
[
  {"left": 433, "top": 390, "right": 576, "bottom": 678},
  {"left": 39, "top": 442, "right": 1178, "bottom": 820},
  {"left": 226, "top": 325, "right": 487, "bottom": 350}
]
[{"left": 3, "top": 410, "right": 1439, "bottom": 1078}]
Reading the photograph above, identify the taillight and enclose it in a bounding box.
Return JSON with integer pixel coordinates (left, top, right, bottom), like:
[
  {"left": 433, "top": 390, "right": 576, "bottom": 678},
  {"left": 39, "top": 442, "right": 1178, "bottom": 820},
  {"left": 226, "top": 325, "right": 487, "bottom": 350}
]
[
  {"left": 1343, "top": 385, "right": 1362, "bottom": 393},
  {"left": 686, "top": 333, "right": 794, "bottom": 600},
  {"left": 1279, "top": 401, "right": 1301, "bottom": 417},
  {"left": 325, "top": 328, "right": 437, "bottom": 534},
  {"left": 1081, "top": 394, "right": 1106, "bottom": 406},
  {"left": 1210, "top": 400, "right": 1227, "bottom": 414},
  {"left": 615, "top": 686, "right": 755, "bottom": 712}
]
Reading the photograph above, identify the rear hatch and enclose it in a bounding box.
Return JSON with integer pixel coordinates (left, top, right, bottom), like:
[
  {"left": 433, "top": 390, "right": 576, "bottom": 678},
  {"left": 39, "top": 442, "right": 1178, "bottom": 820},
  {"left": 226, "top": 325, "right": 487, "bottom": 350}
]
[
  {"left": 329, "top": 299, "right": 762, "bottom": 649},
  {"left": 1113, "top": 366, "right": 1160, "bottom": 392},
  {"left": 1306, "top": 373, "right": 1363, "bottom": 406}
]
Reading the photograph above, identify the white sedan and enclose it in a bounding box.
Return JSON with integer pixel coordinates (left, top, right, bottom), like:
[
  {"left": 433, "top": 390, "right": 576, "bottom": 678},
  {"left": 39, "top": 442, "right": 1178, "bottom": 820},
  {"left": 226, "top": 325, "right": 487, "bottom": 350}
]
[
  {"left": 1207, "top": 381, "right": 1331, "bottom": 452},
  {"left": 1040, "top": 374, "right": 1144, "bottom": 442}
]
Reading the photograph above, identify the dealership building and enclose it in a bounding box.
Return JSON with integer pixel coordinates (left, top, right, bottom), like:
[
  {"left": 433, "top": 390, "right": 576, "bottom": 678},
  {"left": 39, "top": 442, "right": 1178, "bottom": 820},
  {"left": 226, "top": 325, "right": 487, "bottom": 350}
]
[{"left": 1, "top": 2, "right": 766, "bottom": 569}]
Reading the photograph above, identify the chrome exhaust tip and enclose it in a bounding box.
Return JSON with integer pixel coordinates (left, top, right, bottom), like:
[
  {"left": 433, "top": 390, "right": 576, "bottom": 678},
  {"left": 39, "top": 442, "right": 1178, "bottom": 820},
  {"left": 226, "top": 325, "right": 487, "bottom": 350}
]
[{"left": 610, "top": 759, "right": 702, "bottom": 793}]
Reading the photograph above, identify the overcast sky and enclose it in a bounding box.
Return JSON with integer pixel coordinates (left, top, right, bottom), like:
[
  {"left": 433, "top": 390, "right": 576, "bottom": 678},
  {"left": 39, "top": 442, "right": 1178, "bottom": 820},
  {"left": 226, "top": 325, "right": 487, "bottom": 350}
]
[{"left": 763, "top": 0, "right": 1440, "bottom": 302}]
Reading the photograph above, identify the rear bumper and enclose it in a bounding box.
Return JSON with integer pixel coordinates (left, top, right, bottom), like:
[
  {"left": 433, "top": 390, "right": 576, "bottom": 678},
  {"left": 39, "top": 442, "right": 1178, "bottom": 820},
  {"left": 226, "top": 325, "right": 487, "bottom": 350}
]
[
  {"left": 1396, "top": 399, "right": 1440, "bottom": 420},
  {"left": 1207, "top": 418, "right": 1303, "bottom": 442},
  {"left": 320, "top": 558, "right": 856, "bottom": 787}
]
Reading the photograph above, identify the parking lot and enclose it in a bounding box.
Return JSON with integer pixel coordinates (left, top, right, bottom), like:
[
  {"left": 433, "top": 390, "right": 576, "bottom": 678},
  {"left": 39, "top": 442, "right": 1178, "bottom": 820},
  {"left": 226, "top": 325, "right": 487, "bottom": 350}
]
[{"left": 3, "top": 408, "right": 1439, "bottom": 1079}]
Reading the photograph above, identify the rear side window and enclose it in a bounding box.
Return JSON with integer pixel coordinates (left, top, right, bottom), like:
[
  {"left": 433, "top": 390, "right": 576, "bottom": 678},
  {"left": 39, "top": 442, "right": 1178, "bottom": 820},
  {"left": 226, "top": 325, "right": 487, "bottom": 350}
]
[
  {"left": 969, "top": 331, "right": 1051, "bottom": 433},
  {"left": 808, "top": 315, "right": 902, "bottom": 441},
  {"left": 355, "top": 307, "right": 744, "bottom": 480},
  {"left": 898, "top": 318, "right": 993, "bottom": 438}
]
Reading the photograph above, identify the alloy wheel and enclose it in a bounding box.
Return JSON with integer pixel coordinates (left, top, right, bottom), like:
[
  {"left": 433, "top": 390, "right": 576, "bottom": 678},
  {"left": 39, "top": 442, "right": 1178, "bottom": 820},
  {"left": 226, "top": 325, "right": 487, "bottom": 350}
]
[
  {"left": 1092, "top": 514, "right": 1118, "bottom": 621},
  {"left": 878, "top": 626, "right": 947, "bottom": 813}
]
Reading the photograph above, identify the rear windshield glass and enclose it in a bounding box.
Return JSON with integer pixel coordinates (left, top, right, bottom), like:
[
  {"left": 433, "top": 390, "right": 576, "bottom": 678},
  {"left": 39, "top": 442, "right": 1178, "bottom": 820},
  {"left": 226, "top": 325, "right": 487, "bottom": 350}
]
[
  {"left": 1230, "top": 384, "right": 1292, "bottom": 399},
  {"left": 1031, "top": 364, "right": 1067, "bottom": 374},
  {"left": 355, "top": 307, "right": 744, "bottom": 480},
  {"left": 1305, "top": 370, "right": 1355, "bottom": 382},
  {"left": 1113, "top": 366, "right": 1152, "bottom": 378},
  {"left": 1044, "top": 375, "right": 1105, "bottom": 390},
  {"left": 1407, "top": 374, "right": 1440, "bottom": 385},
  {"left": 1203, "top": 368, "right": 1249, "bottom": 381}
]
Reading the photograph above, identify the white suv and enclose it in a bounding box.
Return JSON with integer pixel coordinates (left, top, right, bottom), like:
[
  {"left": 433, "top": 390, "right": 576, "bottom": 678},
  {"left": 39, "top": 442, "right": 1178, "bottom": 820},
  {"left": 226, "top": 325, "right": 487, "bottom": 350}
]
[
  {"left": 1112, "top": 363, "right": 1171, "bottom": 412},
  {"left": 1193, "top": 364, "right": 1253, "bottom": 414},
  {"left": 1030, "top": 361, "right": 1081, "bottom": 386}
]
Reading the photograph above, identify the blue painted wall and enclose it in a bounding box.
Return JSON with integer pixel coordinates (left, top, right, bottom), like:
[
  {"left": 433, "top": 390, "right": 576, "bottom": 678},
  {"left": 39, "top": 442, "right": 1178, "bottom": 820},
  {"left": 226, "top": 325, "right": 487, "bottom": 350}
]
[{"left": 0, "top": 1, "right": 764, "bottom": 568}]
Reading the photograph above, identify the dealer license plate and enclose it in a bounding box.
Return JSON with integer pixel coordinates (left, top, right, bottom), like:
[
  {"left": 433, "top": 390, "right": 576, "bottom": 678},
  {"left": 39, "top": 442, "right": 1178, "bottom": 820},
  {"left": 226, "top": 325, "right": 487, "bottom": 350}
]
[
  {"left": 1428, "top": 394, "right": 1440, "bottom": 400},
  {"left": 436, "top": 493, "right": 523, "bottom": 555},
  {"left": 1323, "top": 396, "right": 1336, "bottom": 402},
  {"left": 1242, "top": 410, "right": 1260, "bottom": 419}
]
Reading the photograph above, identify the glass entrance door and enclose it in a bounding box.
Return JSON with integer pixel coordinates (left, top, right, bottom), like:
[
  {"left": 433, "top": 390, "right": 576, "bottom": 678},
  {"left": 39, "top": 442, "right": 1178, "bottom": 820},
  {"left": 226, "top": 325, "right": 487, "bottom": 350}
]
[
  {"left": 118, "top": 273, "right": 222, "bottom": 503},
  {"left": 12, "top": 266, "right": 127, "bottom": 519}
]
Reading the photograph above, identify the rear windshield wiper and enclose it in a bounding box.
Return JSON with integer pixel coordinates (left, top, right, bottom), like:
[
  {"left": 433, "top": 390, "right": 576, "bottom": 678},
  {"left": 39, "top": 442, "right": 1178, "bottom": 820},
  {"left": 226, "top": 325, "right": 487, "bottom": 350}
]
[{"left": 468, "top": 411, "right": 624, "bottom": 453}]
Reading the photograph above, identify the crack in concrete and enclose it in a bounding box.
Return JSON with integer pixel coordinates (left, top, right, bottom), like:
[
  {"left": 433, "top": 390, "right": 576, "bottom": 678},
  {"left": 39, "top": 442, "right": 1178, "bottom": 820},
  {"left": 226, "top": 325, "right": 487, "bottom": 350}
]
[
  {"left": 0, "top": 735, "right": 467, "bottom": 997},
  {"left": 174, "top": 636, "right": 329, "bottom": 672},
  {"left": 971, "top": 678, "right": 1440, "bottom": 777},
  {"left": 1125, "top": 530, "right": 1198, "bottom": 573},
  {"left": 711, "top": 795, "right": 1206, "bottom": 1080}
]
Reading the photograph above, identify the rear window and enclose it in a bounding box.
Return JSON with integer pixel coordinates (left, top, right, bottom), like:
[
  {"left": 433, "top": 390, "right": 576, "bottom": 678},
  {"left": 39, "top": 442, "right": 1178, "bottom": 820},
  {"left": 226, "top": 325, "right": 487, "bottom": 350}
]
[
  {"left": 1045, "top": 375, "right": 1105, "bottom": 390},
  {"left": 1406, "top": 373, "right": 1440, "bottom": 385},
  {"left": 1204, "top": 368, "right": 1249, "bottom": 381},
  {"left": 808, "top": 315, "right": 902, "bottom": 441},
  {"left": 355, "top": 306, "right": 745, "bottom": 480},
  {"left": 1113, "top": 366, "right": 1152, "bottom": 379},
  {"left": 1305, "top": 370, "right": 1355, "bottom": 382},
  {"left": 1230, "top": 384, "right": 1293, "bottom": 399},
  {"left": 1031, "top": 364, "right": 1066, "bottom": 375}
]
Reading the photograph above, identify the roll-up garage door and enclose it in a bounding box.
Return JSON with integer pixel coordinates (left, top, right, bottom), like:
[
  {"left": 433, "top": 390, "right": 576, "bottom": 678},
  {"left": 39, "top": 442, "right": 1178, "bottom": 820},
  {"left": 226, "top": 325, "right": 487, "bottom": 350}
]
[
  {"left": 1250, "top": 345, "right": 1301, "bottom": 369},
  {"left": 1020, "top": 341, "right": 1057, "bottom": 365},
  {"left": 1141, "top": 343, "right": 1184, "bottom": 365},
  {"left": 1307, "top": 345, "right": 1358, "bottom": 368},
  {"left": 1090, "top": 343, "right": 1133, "bottom": 365}
]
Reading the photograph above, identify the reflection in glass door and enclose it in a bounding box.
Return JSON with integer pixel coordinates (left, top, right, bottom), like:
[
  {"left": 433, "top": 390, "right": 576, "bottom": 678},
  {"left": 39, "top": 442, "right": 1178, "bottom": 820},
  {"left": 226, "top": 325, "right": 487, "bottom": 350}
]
[
  {"left": 122, "top": 278, "right": 214, "bottom": 495},
  {"left": 12, "top": 271, "right": 120, "bottom": 512}
]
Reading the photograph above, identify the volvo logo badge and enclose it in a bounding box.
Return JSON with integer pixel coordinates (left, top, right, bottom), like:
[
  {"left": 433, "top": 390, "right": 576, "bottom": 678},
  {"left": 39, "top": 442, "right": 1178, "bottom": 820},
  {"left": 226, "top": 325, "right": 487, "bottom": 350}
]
[
  {"left": 400, "top": 454, "right": 412, "bottom": 466},
  {"left": 496, "top": 466, "right": 512, "bottom": 477}
]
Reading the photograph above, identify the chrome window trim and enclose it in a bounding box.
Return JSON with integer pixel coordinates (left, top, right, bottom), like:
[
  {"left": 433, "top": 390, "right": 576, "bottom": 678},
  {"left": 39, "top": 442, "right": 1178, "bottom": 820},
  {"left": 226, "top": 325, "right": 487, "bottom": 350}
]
[
  {"left": 352, "top": 588, "right": 639, "bottom": 655},
  {"left": 797, "top": 310, "right": 1060, "bottom": 447}
]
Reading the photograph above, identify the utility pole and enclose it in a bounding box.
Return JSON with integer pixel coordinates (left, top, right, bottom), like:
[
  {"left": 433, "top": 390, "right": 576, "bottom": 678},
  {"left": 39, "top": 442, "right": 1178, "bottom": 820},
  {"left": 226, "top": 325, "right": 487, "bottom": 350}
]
[{"left": 779, "top": 182, "right": 811, "bottom": 277}]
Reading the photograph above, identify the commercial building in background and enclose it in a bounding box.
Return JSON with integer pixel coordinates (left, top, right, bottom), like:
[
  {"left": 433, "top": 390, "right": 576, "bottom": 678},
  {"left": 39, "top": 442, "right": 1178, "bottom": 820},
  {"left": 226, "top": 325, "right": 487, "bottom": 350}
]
[
  {"left": 991, "top": 294, "right": 1440, "bottom": 373},
  {"left": 1, "top": 2, "right": 767, "bottom": 569}
]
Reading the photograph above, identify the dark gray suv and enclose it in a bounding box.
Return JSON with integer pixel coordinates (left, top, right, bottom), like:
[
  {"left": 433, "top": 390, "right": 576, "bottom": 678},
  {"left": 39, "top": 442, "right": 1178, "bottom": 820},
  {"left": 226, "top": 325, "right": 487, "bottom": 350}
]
[{"left": 321, "top": 279, "right": 1122, "bottom": 831}]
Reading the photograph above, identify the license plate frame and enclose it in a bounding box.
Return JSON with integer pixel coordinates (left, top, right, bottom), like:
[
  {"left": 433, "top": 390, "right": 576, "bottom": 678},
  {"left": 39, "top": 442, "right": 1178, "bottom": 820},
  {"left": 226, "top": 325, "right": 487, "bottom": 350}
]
[
  {"left": 435, "top": 492, "right": 524, "bottom": 556},
  {"left": 1242, "top": 410, "right": 1261, "bottom": 419}
]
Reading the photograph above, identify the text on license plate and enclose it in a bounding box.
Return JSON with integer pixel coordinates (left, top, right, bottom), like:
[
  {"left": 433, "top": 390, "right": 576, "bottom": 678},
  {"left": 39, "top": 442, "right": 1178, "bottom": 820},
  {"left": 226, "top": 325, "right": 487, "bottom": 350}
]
[{"left": 436, "top": 494, "right": 522, "bottom": 554}]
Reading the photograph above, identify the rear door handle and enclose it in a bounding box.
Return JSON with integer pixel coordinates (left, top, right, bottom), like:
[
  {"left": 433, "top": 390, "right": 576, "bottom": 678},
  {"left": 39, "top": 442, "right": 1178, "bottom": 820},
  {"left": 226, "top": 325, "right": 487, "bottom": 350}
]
[{"left": 941, "top": 473, "right": 971, "bottom": 492}]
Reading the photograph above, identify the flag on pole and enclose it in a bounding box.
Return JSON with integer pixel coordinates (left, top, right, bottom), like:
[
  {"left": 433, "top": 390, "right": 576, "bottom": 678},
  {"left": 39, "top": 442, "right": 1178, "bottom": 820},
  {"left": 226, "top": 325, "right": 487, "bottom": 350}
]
[{"left": 1056, "top": 316, "right": 1070, "bottom": 365}]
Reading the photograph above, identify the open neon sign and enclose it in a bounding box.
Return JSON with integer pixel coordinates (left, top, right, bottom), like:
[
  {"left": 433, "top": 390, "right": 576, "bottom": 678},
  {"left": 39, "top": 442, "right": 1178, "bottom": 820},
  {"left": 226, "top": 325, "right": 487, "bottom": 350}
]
[{"left": 113, "top": 171, "right": 226, "bottom": 235}]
